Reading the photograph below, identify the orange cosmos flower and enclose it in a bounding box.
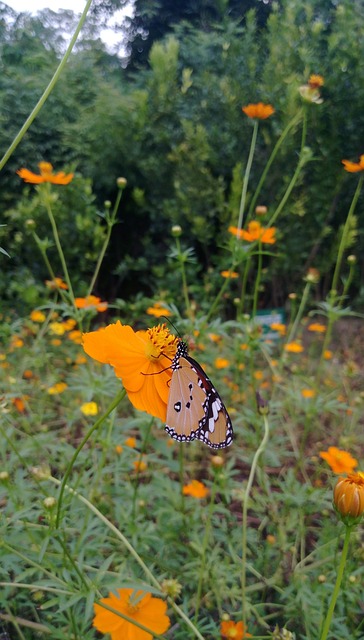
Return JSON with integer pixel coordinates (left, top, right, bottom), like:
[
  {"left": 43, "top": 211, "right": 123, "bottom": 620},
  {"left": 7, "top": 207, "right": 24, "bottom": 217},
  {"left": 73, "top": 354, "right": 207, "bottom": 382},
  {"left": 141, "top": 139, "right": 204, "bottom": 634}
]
[
  {"left": 182, "top": 479, "right": 209, "bottom": 499},
  {"left": 47, "top": 382, "right": 67, "bottom": 395},
  {"left": 284, "top": 341, "right": 304, "bottom": 353},
  {"left": 342, "top": 154, "right": 364, "bottom": 173},
  {"left": 221, "top": 270, "right": 239, "bottom": 279},
  {"left": 83, "top": 322, "right": 178, "bottom": 422},
  {"left": 242, "top": 102, "right": 275, "bottom": 120},
  {"left": 17, "top": 161, "right": 73, "bottom": 185},
  {"left": 319, "top": 447, "right": 358, "bottom": 474},
  {"left": 12, "top": 397, "right": 27, "bottom": 413},
  {"left": 221, "top": 620, "right": 252, "bottom": 639},
  {"left": 30, "top": 310, "right": 46, "bottom": 323},
  {"left": 270, "top": 322, "right": 286, "bottom": 336},
  {"left": 307, "top": 322, "right": 326, "bottom": 333},
  {"left": 308, "top": 74, "right": 324, "bottom": 88},
  {"left": 333, "top": 472, "right": 364, "bottom": 524},
  {"left": 93, "top": 588, "right": 170, "bottom": 640},
  {"left": 301, "top": 388, "right": 316, "bottom": 399},
  {"left": 146, "top": 303, "right": 171, "bottom": 317},
  {"left": 45, "top": 277, "right": 68, "bottom": 290},
  {"left": 133, "top": 459, "right": 148, "bottom": 472},
  {"left": 75, "top": 295, "right": 108, "bottom": 312},
  {"left": 229, "top": 221, "right": 276, "bottom": 244},
  {"left": 214, "top": 357, "right": 230, "bottom": 369}
]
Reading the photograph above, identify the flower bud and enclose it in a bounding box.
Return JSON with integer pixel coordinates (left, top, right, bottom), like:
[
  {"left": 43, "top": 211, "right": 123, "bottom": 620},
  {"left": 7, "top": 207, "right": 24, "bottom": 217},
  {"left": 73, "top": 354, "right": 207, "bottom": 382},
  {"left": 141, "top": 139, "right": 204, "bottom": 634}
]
[
  {"left": 117, "top": 177, "right": 127, "bottom": 189},
  {"left": 347, "top": 254, "right": 357, "bottom": 265},
  {"left": 255, "top": 205, "right": 268, "bottom": 216},
  {"left": 333, "top": 472, "right": 364, "bottom": 525},
  {"left": 171, "top": 225, "right": 182, "bottom": 237},
  {"left": 43, "top": 496, "right": 57, "bottom": 509}
]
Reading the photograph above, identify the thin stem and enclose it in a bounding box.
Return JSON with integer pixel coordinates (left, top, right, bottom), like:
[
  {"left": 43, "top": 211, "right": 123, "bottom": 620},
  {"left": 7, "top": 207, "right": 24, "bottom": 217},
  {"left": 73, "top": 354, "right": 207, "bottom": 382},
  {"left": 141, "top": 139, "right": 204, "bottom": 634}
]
[
  {"left": 248, "top": 109, "right": 303, "bottom": 217},
  {"left": 319, "top": 526, "right": 352, "bottom": 640},
  {"left": 252, "top": 243, "right": 263, "bottom": 320},
  {"left": 235, "top": 121, "right": 259, "bottom": 238},
  {"left": 285, "top": 281, "right": 312, "bottom": 344},
  {"left": 268, "top": 110, "right": 308, "bottom": 228},
  {"left": 175, "top": 236, "right": 192, "bottom": 318},
  {"left": 237, "top": 252, "right": 252, "bottom": 318},
  {"left": 55, "top": 388, "right": 126, "bottom": 528},
  {"left": 0, "top": 0, "right": 93, "bottom": 171},
  {"left": 42, "top": 187, "right": 76, "bottom": 304},
  {"left": 87, "top": 189, "right": 123, "bottom": 295},
  {"left": 242, "top": 414, "right": 270, "bottom": 628},
  {"left": 330, "top": 176, "right": 363, "bottom": 296},
  {"left": 194, "top": 482, "right": 217, "bottom": 622}
]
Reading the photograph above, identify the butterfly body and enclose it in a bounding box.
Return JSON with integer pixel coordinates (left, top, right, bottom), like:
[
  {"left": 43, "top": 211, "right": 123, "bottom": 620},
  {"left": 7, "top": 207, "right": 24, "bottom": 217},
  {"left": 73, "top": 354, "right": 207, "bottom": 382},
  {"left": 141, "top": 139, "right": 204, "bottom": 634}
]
[{"left": 165, "top": 340, "right": 233, "bottom": 449}]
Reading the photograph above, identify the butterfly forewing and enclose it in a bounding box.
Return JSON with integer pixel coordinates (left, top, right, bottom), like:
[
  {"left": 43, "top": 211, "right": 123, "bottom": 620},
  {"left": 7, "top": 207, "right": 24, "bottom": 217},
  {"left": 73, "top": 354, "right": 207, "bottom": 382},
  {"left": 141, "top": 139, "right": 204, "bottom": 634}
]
[{"left": 165, "top": 341, "right": 233, "bottom": 449}]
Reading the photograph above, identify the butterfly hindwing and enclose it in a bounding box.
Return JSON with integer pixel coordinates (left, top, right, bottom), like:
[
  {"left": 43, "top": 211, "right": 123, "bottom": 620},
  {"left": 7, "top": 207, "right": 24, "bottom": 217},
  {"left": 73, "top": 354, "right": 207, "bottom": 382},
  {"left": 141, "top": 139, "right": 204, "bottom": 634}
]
[{"left": 165, "top": 341, "right": 233, "bottom": 449}]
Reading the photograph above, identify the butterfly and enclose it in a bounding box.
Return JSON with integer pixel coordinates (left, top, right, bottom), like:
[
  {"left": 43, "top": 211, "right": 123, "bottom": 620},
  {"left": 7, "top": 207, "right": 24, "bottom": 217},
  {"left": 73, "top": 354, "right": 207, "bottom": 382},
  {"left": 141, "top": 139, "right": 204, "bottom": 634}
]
[{"left": 165, "top": 340, "right": 233, "bottom": 449}]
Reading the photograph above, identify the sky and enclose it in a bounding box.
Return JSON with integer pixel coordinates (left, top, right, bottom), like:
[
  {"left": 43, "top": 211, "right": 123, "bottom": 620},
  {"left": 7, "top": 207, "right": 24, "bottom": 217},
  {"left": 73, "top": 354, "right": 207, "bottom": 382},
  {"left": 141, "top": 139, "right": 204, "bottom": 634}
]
[{"left": 3, "top": 1, "right": 133, "bottom": 53}]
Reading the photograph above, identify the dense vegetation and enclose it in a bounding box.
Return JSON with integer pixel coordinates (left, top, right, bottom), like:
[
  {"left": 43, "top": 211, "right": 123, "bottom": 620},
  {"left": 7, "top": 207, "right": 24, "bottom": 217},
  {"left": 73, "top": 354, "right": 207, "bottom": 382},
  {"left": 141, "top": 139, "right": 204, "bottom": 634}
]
[
  {"left": 1, "top": 0, "right": 364, "bottom": 312},
  {"left": 1, "top": 2, "right": 364, "bottom": 639}
]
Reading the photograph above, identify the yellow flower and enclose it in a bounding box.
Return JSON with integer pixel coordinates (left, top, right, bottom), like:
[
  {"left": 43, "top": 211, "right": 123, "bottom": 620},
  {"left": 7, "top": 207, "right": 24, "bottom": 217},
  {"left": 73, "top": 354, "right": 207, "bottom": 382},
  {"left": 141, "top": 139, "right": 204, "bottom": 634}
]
[
  {"left": 49, "top": 322, "right": 66, "bottom": 336},
  {"left": 75, "top": 295, "right": 108, "bottom": 312},
  {"left": 80, "top": 401, "right": 99, "bottom": 416},
  {"left": 17, "top": 161, "right": 73, "bottom": 185},
  {"left": 319, "top": 447, "right": 358, "bottom": 474},
  {"left": 284, "top": 341, "right": 304, "bottom": 353},
  {"left": 146, "top": 303, "right": 171, "bottom": 317},
  {"left": 220, "top": 620, "right": 252, "bottom": 639},
  {"left": 115, "top": 445, "right": 123, "bottom": 454},
  {"left": 47, "top": 382, "right": 67, "bottom": 395},
  {"left": 242, "top": 102, "right": 275, "bottom": 119},
  {"left": 333, "top": 472, "right": 364, "bottom": 524},
  {"left": 229, "top": 221, "right": 276, "bottom": 244},
  {"left": 93, "top": 588, "right": 170, "bottom": 640},
  {"left": 83, "top": 322, "right": 178, "bottom": 422},
  {"left": 307, "top": 322, "right": 326, "bottom": 333},
  {"left": 30, "top": 310, "right": 46, "bottom": 323},
  {"left": 323, "top": 350, "right": 333, "bottom": 360},
  {"left": 342, "top": 154, "right": 364, "bottom": 173},
  {"left": 214, "top": 357, "right": 230, "bottom": 369},
  {"left": 182, "top": 479, "right": 209, "bottom": 499}
]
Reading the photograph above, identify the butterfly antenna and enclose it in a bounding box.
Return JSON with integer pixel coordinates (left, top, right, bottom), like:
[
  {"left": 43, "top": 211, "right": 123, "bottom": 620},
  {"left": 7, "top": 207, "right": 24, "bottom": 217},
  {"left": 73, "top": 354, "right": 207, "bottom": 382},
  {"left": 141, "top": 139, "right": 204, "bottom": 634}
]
[{"left": 161, "top": 315, "right": 182, "bottom": 339}]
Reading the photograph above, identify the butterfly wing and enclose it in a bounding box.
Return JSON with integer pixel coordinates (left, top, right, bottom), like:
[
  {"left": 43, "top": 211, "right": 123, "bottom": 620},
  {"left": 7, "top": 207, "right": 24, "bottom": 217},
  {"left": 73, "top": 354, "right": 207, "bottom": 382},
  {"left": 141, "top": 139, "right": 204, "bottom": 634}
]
[
  {"left": 165, "top": 342, "right": 233, "bottom": 449},
  {"left": 186, "top": 355, "right": 233, "bottom": 449},
  {"left": 165, "top": 355, "right": 207, "bottom": 443}
]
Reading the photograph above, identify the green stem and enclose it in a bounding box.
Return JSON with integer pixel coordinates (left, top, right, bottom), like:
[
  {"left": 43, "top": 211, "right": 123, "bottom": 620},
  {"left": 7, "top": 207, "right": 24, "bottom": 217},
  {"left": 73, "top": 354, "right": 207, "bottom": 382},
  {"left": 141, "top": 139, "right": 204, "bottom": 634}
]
[
  {"left": 319, "top": 526, "right": 352, "bottom": 640},
  {"left": 55, "top": 388, "right": 126, "bottom": 528},
  {"left": 242, "top": 414, "right": 270, "bottom": 628},
  {"left": 237, "top": 252, "right": 252, "bottom": 318},
  {"left": 42, "top": 187, "right": 76, "bottom": 304},
  {"left": 87, "top": 189, "right": 123, "bottom": 296},
  {"left": 194, "top": 482, "right": 217, "bottom": 622},
  {"left": 175, "top": 236, "right": 192, "bottom": 318},
  {"left": 0, "top": 0, "right": 93, "bottom": 171},
  {"left": 235, "top": 121, "right": 259, "bottom": 238},
  {"left": 330, "top": 176, "right": 363, "bottom": 296},
  {"left": 285, "top": 281, "right": 312, "bottom": 344},
  {"left": 248, "top": 109, "right": 303, "bottom": 217},
  {"left": 268, "top": 110, "right": 308, "bottom": 228},
  {"left": 252, "top": 243, "right": 263, "bottom": 320}
]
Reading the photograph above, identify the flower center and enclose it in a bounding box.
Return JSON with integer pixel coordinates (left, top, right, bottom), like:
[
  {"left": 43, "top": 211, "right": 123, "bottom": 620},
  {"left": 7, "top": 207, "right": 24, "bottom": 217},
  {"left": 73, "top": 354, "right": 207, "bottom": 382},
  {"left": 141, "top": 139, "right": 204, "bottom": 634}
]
[{"left": 145, "top": 324, "right": 178, "bottom": 360}]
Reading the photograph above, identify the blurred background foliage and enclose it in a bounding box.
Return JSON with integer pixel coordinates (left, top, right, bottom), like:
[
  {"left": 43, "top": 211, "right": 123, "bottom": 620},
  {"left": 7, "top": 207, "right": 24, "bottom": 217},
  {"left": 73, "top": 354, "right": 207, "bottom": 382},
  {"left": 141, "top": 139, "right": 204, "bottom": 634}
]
[{"left": 1, "top": 0, "right": 363, "bottom": 312}]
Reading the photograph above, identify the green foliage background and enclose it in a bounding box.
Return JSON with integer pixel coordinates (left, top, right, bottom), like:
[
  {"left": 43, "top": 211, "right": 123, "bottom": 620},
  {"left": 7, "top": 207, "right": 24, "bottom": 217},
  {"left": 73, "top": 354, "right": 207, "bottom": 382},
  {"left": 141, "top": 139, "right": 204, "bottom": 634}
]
[{"left": 1, "top": 0, "right": 363, "bottom": 310}]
